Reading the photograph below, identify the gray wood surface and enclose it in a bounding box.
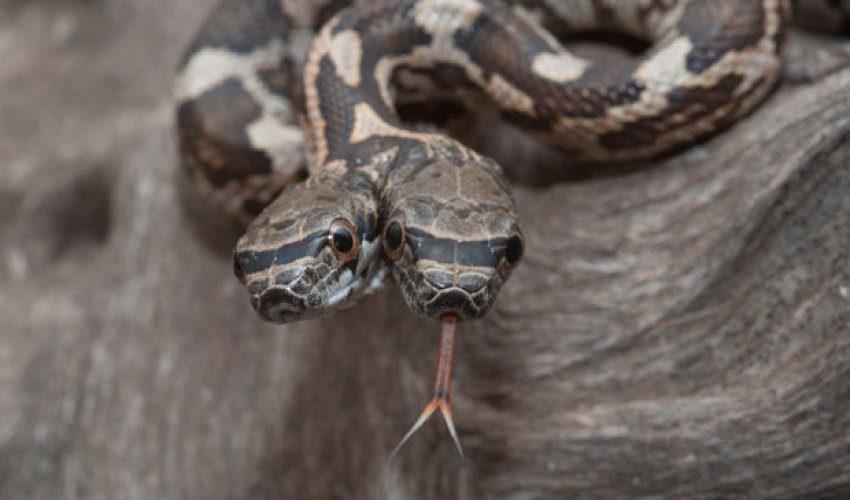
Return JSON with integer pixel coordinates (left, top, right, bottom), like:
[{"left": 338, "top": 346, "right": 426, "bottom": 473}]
[{"left": 1, "top": 1, "right": 849, "bottom": 499}]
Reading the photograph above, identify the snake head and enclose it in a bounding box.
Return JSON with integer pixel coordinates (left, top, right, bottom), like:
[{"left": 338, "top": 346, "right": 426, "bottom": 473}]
[
  {"left": 382, "top": 147, "right": 523, "bottom": 321},
  {"left": 232, "top": 172, "right": 384, "bottom": 323}
]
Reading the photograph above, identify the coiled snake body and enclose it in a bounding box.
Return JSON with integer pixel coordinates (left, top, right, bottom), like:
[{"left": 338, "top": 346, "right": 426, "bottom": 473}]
[{"left": 177, "top": 0, "right": 790, "bottom": 323}]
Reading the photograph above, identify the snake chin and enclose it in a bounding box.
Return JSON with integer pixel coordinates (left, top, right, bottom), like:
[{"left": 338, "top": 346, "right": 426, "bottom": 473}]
[{"left": 393, "top": 264, "right": 505, "bottom": 321}]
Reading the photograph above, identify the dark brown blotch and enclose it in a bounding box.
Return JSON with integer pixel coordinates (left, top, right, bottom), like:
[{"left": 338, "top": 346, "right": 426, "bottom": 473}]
[
  {"left": 598, "top": 74, "right": 745, "bottom": 151},
  {"left": 177, "top": 78, "right": 273, "bottom": 187}
]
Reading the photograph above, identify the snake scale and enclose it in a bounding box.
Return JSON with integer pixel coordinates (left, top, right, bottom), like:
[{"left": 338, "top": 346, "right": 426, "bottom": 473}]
[{"left": 176, "top": 0, "right": 804, "bottom": 456}]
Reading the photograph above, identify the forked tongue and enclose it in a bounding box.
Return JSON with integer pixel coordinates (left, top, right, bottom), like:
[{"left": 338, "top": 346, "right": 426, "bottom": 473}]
[{"left": 389, "top": 313, "right": 464, "bottom": 461}]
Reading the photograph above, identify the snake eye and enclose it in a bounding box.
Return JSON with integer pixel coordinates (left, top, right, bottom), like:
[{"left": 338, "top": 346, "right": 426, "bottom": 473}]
[
  {"left": 329, "top": 218, "right": 360, "bottom": 262},
  {"left": 383, "top": 219, "right": 406, "bottom": 261},
  {"left": 504, "top": 231, "right": 524, "bottom": 269}
]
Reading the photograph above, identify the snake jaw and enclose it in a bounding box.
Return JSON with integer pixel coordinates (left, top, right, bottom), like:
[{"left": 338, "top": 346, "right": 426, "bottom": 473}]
[
  {"left": 389, "top": 252, "right": 506, "bottom": 321},
  {"left": 248, "top": 244, "right": 384, "bottom": 323},
  {"left": 420, "top": 267, "right": 500, "bottom": 320}
]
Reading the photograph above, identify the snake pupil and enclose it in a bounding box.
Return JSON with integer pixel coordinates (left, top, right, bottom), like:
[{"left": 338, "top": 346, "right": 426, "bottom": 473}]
[
  {"left": 384, "top": 220, "right": 404, "bottom": 252},
  {"left": 505, "top": 233, "right": 524, "bottom": 266},
  {"left": 328, "top": 218, "right": 360, "bottom": 261},
  {"left": 332, "top": 228, "right": 354, "bottom": 253}
]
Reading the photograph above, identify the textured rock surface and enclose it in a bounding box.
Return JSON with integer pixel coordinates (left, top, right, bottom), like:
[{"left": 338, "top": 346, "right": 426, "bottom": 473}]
[{"left": 1, "top": 1, "right": 849, "bottom": 499}]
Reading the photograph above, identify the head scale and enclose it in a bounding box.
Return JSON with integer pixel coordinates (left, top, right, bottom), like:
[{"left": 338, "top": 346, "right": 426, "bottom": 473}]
[
  {"left": 232, "top": 172, "right": 383, "bottom": 323},
  {"left": 382, "top": 146, "right": 523, "bottom": 321}
]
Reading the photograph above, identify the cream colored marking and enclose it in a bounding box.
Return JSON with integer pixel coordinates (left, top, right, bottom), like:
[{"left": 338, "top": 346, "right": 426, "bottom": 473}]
[
  {"left": 531, "top": 51, "right": 589, "bottom": 83},
  {"left": 413, "top": 0, "right": 482, "bottom": 34},
  {"left": 307, "top": 0, "right": 783, "bottom": 167},
  {"left": 325, "top": 269, "right": 355, "bottom": 306},
  {"left": 176, "top": 41, "right": 284, "bottom": 100},
  {"left": 416, "top": 258, "right": 495, "bottom": 274},
  {"left": 384, "top": 0, "right": 548, "bottom": 117},
  {"left": 176, "top": 48, "right": 235, "bottom": 99},
  {"left": 374, "top": 54, "right": 416, "bottom": 110},
  {"left": 487, "top": 73, "right": 535, "bottom": 114},
  {"left": 321, "top": 158, "right": 348, "bottom": 176},
  {"left": 349, "top": 102, "right": 439, "bottom": 145},
  {"left": 372, "top": 40, "right": 486, "bottom": 111},
  {"left": 363, "top": 147, "right": 400, "bottom": 184},
  {"left": 365, "top": 265, "right": 388, "bottom": 294},
  {"left": 355, "top": 237, "right": 381, "bottom": 279},
  {"left": 548, "top": 0, "right": 784, "bottom": 162},
  {"left": 176, "top": 40, "right": 308, "bottom": 173},
  {"left": 329, "top": 29, "right": 363, "bottom": 87},
  {"left": 247, "top": 116, "right": 304, "bottom": 169},
  {"left": 374, "top": 38, "right": 535, "bottom": 116},
  {"left": 303, "top": 21, "right": 334, "bottom": 165},
  {"left": 633, "top": 36, "right": 694, "bottom": 87}
]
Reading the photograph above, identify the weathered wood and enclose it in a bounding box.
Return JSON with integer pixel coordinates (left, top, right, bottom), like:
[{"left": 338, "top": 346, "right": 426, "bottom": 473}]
[{"left": 0, "top": 1, "right": 848, "bottom": 499}]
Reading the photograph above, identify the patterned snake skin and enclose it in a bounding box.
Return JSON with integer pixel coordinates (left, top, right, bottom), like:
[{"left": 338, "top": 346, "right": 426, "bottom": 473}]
[{"left": 176, "top": 0, "right": 794, "bottom": 323}]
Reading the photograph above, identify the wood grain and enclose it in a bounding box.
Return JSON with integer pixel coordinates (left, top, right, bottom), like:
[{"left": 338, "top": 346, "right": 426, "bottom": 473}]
[{"left": 0, "top": 1, "right": 848, "bottom": 499}]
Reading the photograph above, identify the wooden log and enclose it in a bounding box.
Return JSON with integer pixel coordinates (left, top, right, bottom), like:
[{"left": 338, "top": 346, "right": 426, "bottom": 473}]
[{"left": 0, "top": 1, "right": 848, "bottom": 498}]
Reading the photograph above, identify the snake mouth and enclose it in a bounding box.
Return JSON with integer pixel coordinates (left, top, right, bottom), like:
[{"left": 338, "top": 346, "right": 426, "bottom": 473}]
[
  {"left": 245, "top": 258, "right": 379, "bottom": 323},
  {"left": 411, "top": 269, "right": 495, "bottom": 321},
  {"left": 250, "top": 284, "right": 321, "bottom": 323},
  {"left": 251, "top": 282, "right": 358, "bottom": 323},
  {"left": 241, "top": 262, "right": 329, "bottom": 323},
  {"left": 423, "top": 269, "right": 489, "bottom": 293},
  {"left": 252, "top": 289, "right": 304, "bottom": 322}
]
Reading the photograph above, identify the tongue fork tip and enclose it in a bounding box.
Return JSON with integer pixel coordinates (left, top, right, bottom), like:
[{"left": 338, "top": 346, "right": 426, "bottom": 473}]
[{"left": 388, "top": 314, "right": 465, "bottom": 461}]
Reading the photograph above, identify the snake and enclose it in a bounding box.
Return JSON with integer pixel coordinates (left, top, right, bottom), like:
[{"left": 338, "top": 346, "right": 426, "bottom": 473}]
[
  {"left": 177, "top": 0, "right": 792, "bottom": 326},
  {"left": 176, "top": 0, "right": 837, "bottom": 459}
]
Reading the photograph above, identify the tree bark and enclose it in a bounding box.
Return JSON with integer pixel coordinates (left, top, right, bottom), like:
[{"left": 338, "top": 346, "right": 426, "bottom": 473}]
[{"left": 1, "top": 1, "right": 848, "bottom": 499}]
